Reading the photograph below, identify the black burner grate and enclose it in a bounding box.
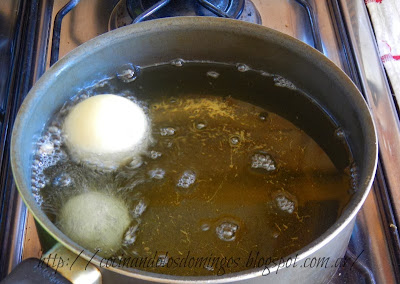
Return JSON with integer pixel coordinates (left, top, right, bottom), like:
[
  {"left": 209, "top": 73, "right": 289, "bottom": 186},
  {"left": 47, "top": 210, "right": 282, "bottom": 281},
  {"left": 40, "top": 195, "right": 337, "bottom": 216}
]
[{"left": 127, "top": 0, "right": 245, "bottom": 22}]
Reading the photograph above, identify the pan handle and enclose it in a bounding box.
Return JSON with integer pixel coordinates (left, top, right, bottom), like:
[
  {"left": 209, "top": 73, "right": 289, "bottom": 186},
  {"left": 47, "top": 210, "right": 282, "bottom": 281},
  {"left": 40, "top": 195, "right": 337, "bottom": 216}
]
[{"left": 1, "top": 244, "right": 102, "bottom": 284}]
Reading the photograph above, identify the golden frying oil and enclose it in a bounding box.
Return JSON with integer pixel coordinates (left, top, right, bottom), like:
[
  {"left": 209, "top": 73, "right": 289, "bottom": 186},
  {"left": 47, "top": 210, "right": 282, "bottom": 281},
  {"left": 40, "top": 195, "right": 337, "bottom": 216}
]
[
  {"left": 35, "top": 62, "right": 353, "bottom": 276},
  {"left": 120, "top": 95, "right": 351, "bottom": 276}
]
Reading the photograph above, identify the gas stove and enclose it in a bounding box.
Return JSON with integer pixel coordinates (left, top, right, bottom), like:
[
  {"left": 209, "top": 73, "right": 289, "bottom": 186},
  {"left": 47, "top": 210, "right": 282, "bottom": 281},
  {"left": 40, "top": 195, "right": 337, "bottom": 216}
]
[
  {"left": 0, "top": 0, "right": 399, "bottom": 283},
  {"left": 108, "top": 0, "right": 261, "bottom": 28}
]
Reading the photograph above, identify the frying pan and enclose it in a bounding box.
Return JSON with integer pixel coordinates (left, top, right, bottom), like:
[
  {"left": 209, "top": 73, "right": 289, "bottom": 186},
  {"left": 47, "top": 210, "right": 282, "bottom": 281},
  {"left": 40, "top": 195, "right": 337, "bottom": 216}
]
[{"left": 8, "top": 17, "right": 377, "bottom": 283}]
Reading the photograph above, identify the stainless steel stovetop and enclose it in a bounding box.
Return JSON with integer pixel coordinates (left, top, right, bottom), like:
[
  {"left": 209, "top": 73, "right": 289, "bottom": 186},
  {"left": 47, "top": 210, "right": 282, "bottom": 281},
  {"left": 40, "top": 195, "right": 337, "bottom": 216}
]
[{"left": 0, "top": 0, "right": 399, "bottom": 283}]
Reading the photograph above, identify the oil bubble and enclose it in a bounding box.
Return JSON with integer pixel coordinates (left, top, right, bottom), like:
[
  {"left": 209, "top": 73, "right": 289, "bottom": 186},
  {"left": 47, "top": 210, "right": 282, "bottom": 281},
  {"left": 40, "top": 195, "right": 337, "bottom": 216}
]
[
  {"left": 347, "top": 163, "right": 358, "bottom": 193},
  {"left": 150, "top": 150, "right": 162, "bottom": 159},
  {"left": 207, "top": 71, "right": 220, "bottom": 79},
  {"left": 123, "top": 229, "right": 137, "bottom": 246},
  {"left": 38, "top": 142, "right": 54, "bottom": 155},
  {"left": 273, "top": 75, "right": 297, "bottom": 90},
  {"left": 259, "top": 112, "right": 268, "bottom": 121},
  {"left": 156, "top": 254, "right": 169, "bottom": 267},
  {"left": 33, "top": 194, "right": 44, "bottom": 206},
  {"left": 132, "top": 200, "right": 147, "bottom": 218},
  {"left": 237, "top": 63, "right": 250, "bottom": 72},
  {"left": 54, "top": 149, "right": 68, "bottom": 161},
  {"left": 201, "top": 223, "right": 210, "bottom": 231},
  {"left": 195, "top": 121, "right": 207, "bottom": 130},
  {"left": 52, "top": 138, "right": 62, "bottom": 147},
  {"left": 160, "top": 127, "right": 176, "bottom": 136},
  {"left": 177, "top": 170, "right": 196, "bottom": 189},
  {"left": 53, "top": 173, "right": 73, "bottom": 187},
  {"left": 128, "top": 157, "right": 143, "bottom": 169},
  {"left": 31, "top": 186, "right": 39, "bottom": 194},
  {"left": 171, "top": 59, "right": 184, "bottom": 67},
  {"left": 229, "top": 135, "right": 240, "bottom": 146},
  {"left": 335, "top": 128, "right": 346, "bottom": 138},
  {"left": 274, "top": 191, "right": 297, "bottom": 214},
  {"left": 116, "top": 64, "right": 139, "bottom": 83},
  {"left": 216, "top": 221, "right": 239, "bottom": 241},
  {"left": 149, "top": 168, "right": 165, "bottom": 180},
  {"left": 251, "top": 152, "right": 276, "bottom": 171},
  {"left": 36, "top": 181, "right": 46, "bottom": 189},
  {"left": 48, "top": 126, "right": 61, "bottom": 135},
  {"left": 123, "top": 220, "right": 140, "bottom": 246},
  {"left": 32, "top": 124, "right": 65, "bottom": 194}
]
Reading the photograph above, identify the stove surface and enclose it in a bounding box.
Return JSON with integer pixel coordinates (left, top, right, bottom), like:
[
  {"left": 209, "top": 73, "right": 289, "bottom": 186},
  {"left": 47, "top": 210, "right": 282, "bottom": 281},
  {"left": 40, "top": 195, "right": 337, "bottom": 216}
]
[{"left": 1, "top": 0, "right": 399, "bottom": 283}]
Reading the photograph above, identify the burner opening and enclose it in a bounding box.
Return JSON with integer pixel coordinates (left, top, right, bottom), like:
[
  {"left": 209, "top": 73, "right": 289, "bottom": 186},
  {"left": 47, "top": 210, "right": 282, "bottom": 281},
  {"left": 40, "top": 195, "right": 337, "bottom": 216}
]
[
  {"left": 109, "top": 0, "right": 261, "bottom": 30},
  {"left": 127, "top": 0, "right": 245, "bottom": 21}
]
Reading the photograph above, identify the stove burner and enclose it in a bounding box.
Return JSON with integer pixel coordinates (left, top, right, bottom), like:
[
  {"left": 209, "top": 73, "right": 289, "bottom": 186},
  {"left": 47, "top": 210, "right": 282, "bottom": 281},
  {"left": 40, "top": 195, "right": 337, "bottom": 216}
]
[
  {"left": 109, "top": 0, "right": 261, "bottom": 31},
  {"left": 128, "top": 0, "right": 244, "bottom": 20}
]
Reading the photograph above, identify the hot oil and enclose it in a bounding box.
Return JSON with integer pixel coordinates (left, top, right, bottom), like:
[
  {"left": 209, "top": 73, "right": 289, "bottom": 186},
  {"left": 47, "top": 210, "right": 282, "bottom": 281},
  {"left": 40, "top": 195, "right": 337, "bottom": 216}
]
[{"left": 33, "top": 61, "right": 354, "bottom": 276}]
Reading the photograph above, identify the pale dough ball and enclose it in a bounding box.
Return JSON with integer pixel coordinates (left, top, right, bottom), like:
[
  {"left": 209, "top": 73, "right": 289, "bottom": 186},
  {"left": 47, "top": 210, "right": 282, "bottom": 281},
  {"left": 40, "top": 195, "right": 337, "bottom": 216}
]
[
  {"left": 58, "top": 191, "right": 130, "bottom": 257},
  {"left": 63, "top": 94, "right": 150, "bottom": 169}
]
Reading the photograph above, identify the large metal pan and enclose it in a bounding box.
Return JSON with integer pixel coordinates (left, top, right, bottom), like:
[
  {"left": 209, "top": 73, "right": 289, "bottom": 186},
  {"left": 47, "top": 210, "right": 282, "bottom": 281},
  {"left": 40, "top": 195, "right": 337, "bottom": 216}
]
[{"left": 9, "top": 17, "right": 377, "bottom": 283}]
